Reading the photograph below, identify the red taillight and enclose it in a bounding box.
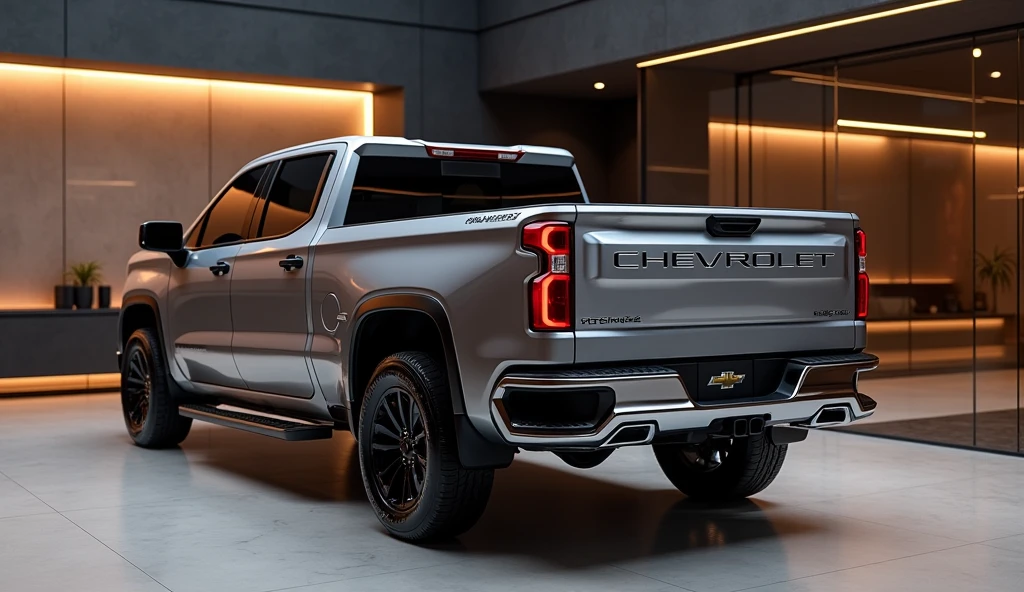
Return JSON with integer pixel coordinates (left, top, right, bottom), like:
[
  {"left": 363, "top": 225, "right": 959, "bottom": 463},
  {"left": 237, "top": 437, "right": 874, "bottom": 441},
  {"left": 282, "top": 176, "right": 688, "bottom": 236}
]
[
  {"left": 425, "top": 145, "right": 523, "bottom": 162},
  {"left": 855, "top": 228, "right": 869, "bottom": 320},
  {"left": 523, "top": 222, "right": 572, "bottom": 330}
]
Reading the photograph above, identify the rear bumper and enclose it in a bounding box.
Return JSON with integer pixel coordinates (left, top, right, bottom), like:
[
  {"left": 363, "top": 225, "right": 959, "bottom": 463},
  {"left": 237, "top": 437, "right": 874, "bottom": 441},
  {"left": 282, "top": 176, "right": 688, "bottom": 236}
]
[{"left": 490, "top": 352, "right": 878, "bottom": 449}]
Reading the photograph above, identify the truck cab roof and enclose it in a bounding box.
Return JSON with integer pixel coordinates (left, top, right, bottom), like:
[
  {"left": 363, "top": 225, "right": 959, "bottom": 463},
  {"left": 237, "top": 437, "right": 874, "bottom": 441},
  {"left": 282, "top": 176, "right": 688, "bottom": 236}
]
[{"left": 247, "top": 136, "right": 576, "bottom": 170}]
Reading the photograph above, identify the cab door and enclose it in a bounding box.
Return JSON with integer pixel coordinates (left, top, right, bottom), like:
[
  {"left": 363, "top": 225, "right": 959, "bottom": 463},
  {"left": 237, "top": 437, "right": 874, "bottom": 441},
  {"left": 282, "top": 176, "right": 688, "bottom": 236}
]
[
  {"left": 229, "top": 152, "right": 335, "bottom": 397},
  {"left": 167, "top": 164, "right": 268, "bottom": 388}
]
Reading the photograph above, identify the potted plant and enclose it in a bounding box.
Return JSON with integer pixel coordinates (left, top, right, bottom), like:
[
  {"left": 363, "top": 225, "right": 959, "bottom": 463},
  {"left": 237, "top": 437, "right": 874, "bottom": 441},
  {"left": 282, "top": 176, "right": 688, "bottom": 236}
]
[
  {"left": 69, "top": 261, "right": 102, "bottom": 310},
  {"left": 97, "top": 281, "right": 112, "bottom": 309},
  {"left": 54, "top": 271, "right": 75, "bottom": 310},
  {"left": 976, "top": 247, "right": 1015, "bottom": 314}
]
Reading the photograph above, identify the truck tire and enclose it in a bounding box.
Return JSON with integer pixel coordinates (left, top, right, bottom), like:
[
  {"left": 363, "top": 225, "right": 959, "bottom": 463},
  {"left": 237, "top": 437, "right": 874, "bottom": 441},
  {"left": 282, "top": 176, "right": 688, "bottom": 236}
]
[
  {"left": 652, "top": 433, "right": 787, "bottom": 501},
  {"left": 358, "top": 352, "right": 494, "bottom": 542},
  {"left": 120, "top": 327, "right": 192, "bottom": 448}
]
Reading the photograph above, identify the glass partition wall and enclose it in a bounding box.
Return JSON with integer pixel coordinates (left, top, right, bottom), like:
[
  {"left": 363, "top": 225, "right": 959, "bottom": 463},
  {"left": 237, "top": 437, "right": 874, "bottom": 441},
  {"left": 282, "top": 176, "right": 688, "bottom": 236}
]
[{"left": 641, "top": 29, "right": 1023, "bottom": 453}]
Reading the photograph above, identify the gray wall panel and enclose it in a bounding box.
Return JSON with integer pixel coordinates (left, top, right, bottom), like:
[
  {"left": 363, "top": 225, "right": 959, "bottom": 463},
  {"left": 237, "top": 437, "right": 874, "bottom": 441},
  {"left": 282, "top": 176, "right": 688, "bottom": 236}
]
[
  {"left": 192, "top": 0, "right": 423, "bottom": 25},
  {"left": 0, "top": 0, "right": 65, "bottom": 57},
  {"left": 422, "top": 0, "right": 478, "bottom": 30},
  {"left": 480, "top": 0, "right": 665, "bottom": 90},
  {"left": 661, "top": 0, "right": 896, "bottom": 51},
  {"left": 479, "top": 0, "right": 903, "bottom": 90},
  {"left": 421, "top": 29, "right": 486, "bottom": 142},
  {"left": 193, "top": 0, "right": 478, "bottom": 31},
  {"left": 479, "top": 0, "right": 578, "bottom": 29},
  {"left": 66, "top": 0, "right": 421, "bottom": 85}
]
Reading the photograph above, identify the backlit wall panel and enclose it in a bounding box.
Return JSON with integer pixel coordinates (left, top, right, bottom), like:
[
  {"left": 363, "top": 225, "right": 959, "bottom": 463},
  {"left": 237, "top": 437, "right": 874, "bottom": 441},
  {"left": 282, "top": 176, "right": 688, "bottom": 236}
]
[{"left": 0, "top": 63, "right": 372, "bottom": 309}]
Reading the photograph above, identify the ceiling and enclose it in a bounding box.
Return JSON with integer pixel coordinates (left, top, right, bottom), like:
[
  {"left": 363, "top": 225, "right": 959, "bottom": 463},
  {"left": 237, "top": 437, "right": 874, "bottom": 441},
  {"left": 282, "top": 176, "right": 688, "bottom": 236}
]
[{"left": 498, "top": 0, "right": 1024, "bottom": 100}]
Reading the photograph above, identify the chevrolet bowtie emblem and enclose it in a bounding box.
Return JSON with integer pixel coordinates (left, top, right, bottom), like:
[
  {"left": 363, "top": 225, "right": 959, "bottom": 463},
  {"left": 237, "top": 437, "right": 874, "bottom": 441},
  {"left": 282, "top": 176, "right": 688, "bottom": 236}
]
[{"left": 708, "top": 371, "right": 745, "bottom": 389}]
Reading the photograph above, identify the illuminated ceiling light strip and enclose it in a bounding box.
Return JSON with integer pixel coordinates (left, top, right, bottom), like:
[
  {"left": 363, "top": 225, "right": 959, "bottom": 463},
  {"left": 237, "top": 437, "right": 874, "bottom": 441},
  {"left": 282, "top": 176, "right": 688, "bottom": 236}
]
[
  {"left": 837, "top": 118, "right": 985, "bottom": 139},
  {"left": 776, "top": 70, "right": 1024, "bottom": 107},
  {"left": 636, "top": 0, "right": 962, "bottom": 68},
  {"left": 0, "top": 61, "right": 375, "bottom": 135},
  {"left": 788, "top": 75, "right": 976, "bottom": 103}
]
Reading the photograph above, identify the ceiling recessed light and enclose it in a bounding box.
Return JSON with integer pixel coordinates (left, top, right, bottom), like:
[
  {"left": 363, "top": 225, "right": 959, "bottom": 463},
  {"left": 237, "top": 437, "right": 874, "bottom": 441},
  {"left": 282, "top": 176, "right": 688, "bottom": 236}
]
[
  {"left": 593, "top": 81, "right": 606, "bottom": 90},
  {"left": 990, "top": 71, "right": 1002, "bottom": 78},
  {"left": 973, "top": 48, "right": 982, "bottom": 58}
]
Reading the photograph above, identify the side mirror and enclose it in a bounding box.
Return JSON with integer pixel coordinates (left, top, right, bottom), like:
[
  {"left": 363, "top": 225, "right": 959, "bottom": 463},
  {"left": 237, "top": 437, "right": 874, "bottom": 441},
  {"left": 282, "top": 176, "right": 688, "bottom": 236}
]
[
  {"left": 139, "top": 221, "right": 187, "bottom": 266},
  {"left": 139, "top": 221, "right": 183, "bottom": 252}
]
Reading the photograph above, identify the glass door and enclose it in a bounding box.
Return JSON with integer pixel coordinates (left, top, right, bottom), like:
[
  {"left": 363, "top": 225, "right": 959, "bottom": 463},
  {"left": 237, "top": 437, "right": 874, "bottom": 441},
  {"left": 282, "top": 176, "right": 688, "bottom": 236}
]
[{"left": 973, "top": 32, "right": 1020, "bottom": 452}]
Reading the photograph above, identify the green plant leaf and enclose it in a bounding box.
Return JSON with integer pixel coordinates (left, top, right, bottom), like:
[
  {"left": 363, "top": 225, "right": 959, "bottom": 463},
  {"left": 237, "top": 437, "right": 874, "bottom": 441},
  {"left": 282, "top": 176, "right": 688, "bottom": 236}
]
[{"left": 68, "top": 261, "right": 103, "bottom": 286}]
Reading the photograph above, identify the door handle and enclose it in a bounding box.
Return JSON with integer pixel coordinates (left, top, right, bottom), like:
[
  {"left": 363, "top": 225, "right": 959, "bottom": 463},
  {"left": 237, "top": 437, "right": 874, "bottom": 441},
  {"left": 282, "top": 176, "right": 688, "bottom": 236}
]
[
  {"left": 279, "top": 255, "right": 304, "bottom": 272},
  {"left": 209, "top": 261, "right": 230, "bottom": 277}
]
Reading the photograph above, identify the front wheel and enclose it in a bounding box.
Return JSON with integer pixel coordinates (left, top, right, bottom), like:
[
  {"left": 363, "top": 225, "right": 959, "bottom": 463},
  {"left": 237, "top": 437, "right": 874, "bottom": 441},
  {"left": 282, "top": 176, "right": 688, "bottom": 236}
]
[
  {"left": 120, "top": 328, "right": 192, "bottom": 448},
  {"left": 357, "top": 352, "right": 494, "bottom": 542},
  {"left": 653, "top": 433, "right": 787, "bottom": 501}
]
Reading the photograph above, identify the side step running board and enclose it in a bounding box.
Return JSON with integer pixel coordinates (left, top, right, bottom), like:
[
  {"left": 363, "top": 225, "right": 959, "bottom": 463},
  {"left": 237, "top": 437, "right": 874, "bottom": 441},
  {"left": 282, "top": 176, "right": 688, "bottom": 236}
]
[{"left": 179, "top": 404, "right": 334, "bottom": 441}]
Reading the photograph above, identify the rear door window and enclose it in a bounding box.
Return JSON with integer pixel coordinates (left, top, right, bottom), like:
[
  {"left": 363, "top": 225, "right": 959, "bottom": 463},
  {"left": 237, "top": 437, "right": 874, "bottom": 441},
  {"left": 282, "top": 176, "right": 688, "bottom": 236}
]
[
  {"left": 188, "top": 164, "right": 267, "bottom": 248},
  {"left": 344, "top": 156, "right": 583, "bottom": 225},
  {"left": 254, "top": 153, "right": 333, "bottom": 239}
]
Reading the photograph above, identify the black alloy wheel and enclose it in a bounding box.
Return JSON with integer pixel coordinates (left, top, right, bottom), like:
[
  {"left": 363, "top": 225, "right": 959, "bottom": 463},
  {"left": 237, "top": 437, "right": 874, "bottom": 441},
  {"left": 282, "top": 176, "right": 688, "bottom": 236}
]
[
  {"left": 369, "top": 386, "right": 427, "bottom": 513},
  {"left": 119, "top": 327, "right": 192, "bottom": 448},
  {"left": 357, "top": 352, "right": 495, "bottom": 541},
  {"left": 122, "top": 348, "right": 152, "bottom": 435}
]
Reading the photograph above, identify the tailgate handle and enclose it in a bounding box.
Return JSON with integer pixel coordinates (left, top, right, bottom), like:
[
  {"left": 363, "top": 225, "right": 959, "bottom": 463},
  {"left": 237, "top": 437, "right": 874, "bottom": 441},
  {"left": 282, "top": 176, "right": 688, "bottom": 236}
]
[{"left": 706, "top": 215, "right": 761, "bottom": 238}]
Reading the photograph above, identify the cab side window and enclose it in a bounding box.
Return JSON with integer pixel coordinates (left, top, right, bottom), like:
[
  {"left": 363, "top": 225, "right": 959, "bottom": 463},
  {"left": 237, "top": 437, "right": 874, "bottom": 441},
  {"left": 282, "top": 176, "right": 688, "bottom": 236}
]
[
  {"left": 255, "top": 153, "right": 332, "bottom": 239},
  {"left": 187, "top": 165, "right": 267, "bottom": 249}
]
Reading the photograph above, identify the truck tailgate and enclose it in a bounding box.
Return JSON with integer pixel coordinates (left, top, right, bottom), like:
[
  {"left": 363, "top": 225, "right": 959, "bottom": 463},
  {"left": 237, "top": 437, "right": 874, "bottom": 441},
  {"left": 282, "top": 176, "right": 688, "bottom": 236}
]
[{"left": 573, "top": 205, "right": 858, "bottom": 363}]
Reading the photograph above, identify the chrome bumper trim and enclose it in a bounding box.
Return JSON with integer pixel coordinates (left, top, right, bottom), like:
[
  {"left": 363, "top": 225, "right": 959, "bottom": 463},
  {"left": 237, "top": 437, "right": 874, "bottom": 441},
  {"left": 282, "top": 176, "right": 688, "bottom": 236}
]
[{"left": 489, "top": 354, "right": 878, "bottom": 448}]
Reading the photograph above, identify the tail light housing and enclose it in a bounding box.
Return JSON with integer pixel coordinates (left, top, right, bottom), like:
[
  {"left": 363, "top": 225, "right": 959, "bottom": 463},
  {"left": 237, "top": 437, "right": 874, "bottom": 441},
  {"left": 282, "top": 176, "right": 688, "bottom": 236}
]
[
  {"left": 855, "top": 228, "right": 869, "bottom": 320},
  {"left": 522, "top": 222, "right": 572, "bottom": 330}
]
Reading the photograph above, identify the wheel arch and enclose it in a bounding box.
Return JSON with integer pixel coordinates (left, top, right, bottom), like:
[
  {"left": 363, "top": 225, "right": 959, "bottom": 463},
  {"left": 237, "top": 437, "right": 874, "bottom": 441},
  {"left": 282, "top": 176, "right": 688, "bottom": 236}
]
[
  {"left": 348, "top": 293, "right": 514, "bottom": 469},
  {"left": 348, "top": 294, "right": 464, "bottom": 422},
  {"left": 119, "top": 294, "right": 163, "bottom": 354}
]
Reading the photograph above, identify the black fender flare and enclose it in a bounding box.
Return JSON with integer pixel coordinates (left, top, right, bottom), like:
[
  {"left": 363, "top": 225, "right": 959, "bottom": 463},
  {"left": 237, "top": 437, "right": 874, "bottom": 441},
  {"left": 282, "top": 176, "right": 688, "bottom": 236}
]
[
  {"left": 119, "top": 294, "right": 164, "bottom": 361},
  {"left": 348, "top": 293, "right": 514, "bottom": 469},
  {"left": 119, "top": 294, "right": 190, "bottom": 399}
]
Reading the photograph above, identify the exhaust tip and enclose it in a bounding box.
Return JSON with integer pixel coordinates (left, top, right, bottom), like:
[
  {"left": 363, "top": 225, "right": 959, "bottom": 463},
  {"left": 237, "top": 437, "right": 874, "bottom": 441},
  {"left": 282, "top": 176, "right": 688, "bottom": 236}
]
[
  {"left": 602, "top": 424, "right": 655, "bottom": 447},
  {"left": 808, "top": 406, "right": 851, "bottom": 427},
  {"left": 749, "top": 417, "right": 765, "bottom": 435}
]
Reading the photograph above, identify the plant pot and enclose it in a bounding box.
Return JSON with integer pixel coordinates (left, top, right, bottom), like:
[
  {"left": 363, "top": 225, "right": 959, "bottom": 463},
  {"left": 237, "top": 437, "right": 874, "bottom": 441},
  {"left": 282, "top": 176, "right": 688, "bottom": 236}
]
[
  {"left": 54, "top": 285, "right": 75, "bottom": 309},
  {"left": 74, "top": 286, "right": 94, "bottom": 310},
  {"left": 98, "top": 286, "right": 112, "bottom": 309}
]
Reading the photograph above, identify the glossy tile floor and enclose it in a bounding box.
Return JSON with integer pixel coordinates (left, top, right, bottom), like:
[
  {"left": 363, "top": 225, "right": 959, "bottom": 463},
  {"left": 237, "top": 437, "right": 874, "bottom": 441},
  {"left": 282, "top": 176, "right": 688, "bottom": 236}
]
[{"left": 3, "top": 394, "right": 1024, "bottom": 592}]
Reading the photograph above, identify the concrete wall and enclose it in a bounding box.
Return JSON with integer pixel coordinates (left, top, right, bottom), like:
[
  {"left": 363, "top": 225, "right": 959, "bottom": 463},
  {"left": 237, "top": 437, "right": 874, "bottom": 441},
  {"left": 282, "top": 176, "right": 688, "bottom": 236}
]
[
  {"left": 479, "top": 0, "right": 898, "bottom": 90},
  {"left": 0, "top": 0, "right": 485, "bottom": 142}
]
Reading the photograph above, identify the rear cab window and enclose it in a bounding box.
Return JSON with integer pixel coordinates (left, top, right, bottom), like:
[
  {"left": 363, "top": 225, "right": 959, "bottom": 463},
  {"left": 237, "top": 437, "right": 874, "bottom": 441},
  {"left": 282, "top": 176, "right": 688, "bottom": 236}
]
[{"left": 343, "top": 156, "right": 584, "bottom": 225}]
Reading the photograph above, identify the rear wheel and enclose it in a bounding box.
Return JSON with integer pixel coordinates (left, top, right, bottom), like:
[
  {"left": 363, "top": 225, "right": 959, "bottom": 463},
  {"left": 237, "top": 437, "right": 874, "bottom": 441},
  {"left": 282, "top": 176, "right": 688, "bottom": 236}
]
[
  {"left": 653, "top": 433, "right": 787, "bottom": 501},
  {"left": 120, "top": 328, "right": 192, "bottom": 448},
  {"left": 358, "top": 352, "right": 494, "bottom": 542}
]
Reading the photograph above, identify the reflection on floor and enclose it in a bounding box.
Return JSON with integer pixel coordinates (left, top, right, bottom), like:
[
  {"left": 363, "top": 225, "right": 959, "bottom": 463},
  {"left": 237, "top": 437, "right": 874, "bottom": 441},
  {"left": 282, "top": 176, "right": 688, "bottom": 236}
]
[
  {"left": 845, "top": 409, "right": 1024, "bottom": 451},
  {"left": 852, "top": 370, "right": 1022, "bottom": 452},
  {"left": 4, "top": 394, "right": 1024, "bottom": 591},
  {"left": 860, "top": 369, "right": 1019, "bottom": 423}
]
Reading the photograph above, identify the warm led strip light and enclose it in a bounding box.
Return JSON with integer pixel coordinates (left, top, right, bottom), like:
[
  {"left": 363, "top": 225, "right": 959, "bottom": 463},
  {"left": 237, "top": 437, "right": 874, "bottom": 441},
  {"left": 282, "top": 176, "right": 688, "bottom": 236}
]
[
  {"left": 0, "top": 373, "right": 120, "bottom": 395},
  {"left": 636, "top": 0, "right": 962, "bottom": 68},
  {"left": 868, "top": 318, "right": 1005, "bottom": 333},
  {"left": 784, "top": 72, "right": 1024, "bottom": 107},
  {"left": 0, "top": 61, "right": 374, "bottom": 135},
  {"left": 837, "top": 118, "right": 985, "bottom": 139}
]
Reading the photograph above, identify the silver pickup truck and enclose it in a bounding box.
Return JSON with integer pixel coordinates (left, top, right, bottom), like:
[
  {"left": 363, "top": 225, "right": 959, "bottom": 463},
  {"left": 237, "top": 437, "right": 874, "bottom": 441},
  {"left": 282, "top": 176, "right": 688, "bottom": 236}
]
[{"left": 119, "top": 136, "right": 878, "bottom": 541}]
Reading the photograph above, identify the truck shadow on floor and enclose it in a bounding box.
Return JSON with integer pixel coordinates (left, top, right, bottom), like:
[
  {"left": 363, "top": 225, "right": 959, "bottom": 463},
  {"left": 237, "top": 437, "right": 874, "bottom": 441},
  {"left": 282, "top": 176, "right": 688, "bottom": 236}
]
[{"left": 184, "top": 427, "right": 822, "bottom": 568}]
